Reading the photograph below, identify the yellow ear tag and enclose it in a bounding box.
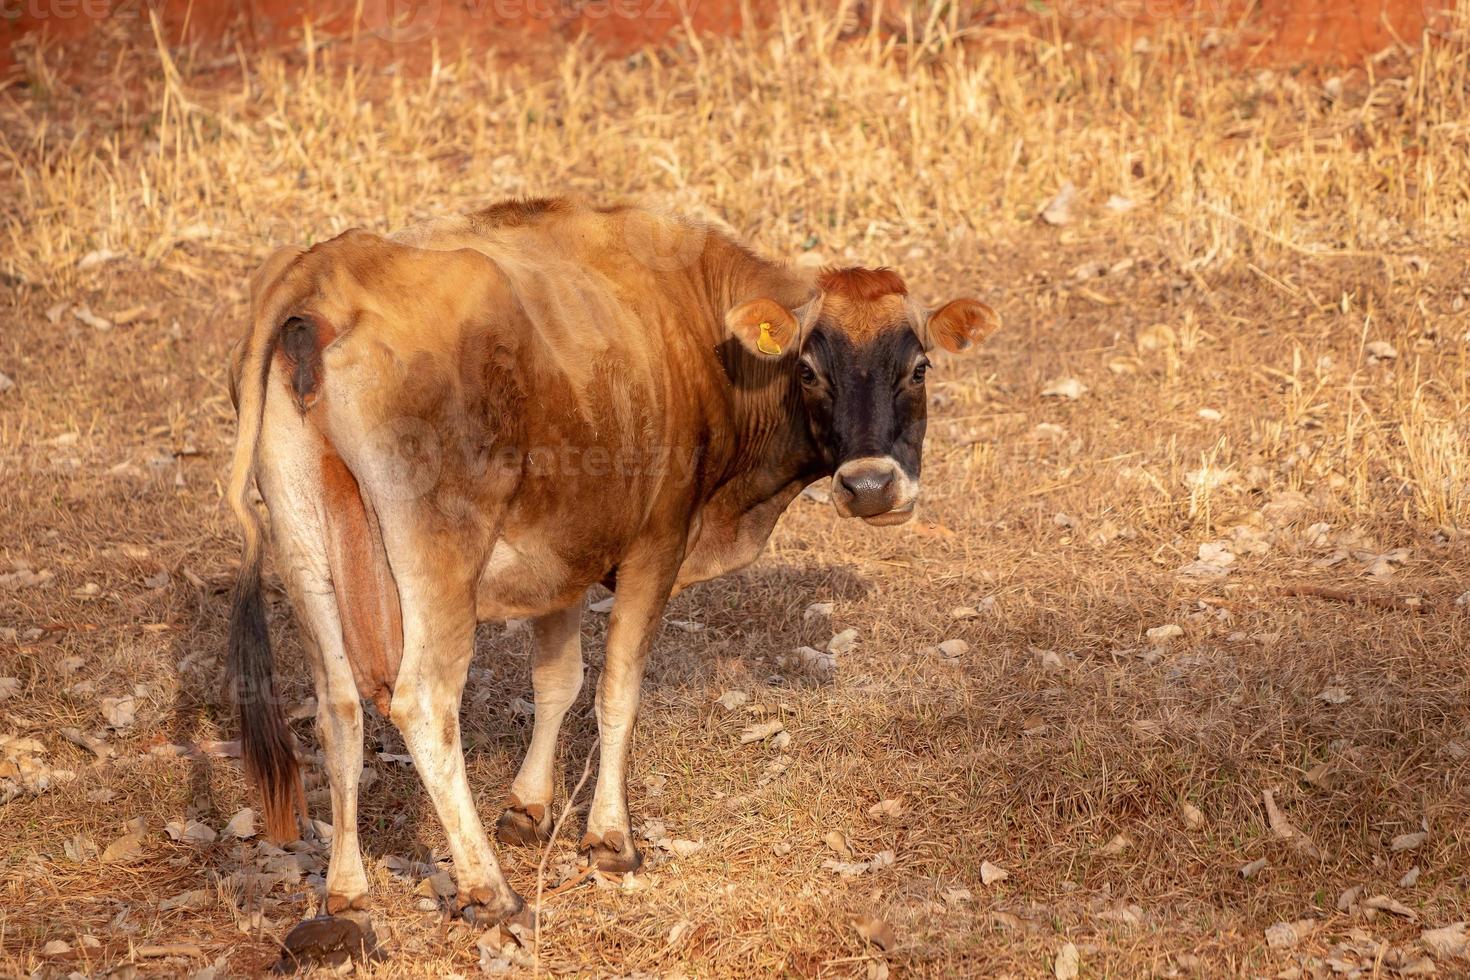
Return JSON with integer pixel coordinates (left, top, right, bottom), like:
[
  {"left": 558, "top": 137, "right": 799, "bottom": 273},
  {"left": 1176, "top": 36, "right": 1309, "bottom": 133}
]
[{"left": 756, "top": 321, "right": 783, "bottom": 355}]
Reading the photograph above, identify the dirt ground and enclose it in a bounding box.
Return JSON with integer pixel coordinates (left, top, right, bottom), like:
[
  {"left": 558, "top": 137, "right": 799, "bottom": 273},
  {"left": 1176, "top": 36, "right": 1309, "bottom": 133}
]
[
  {"left": 3, "top": 2, "right": 1470, "bottom": 978},
  {"left": 1, "top": 0, "right": 1461, "bottom": 70}
]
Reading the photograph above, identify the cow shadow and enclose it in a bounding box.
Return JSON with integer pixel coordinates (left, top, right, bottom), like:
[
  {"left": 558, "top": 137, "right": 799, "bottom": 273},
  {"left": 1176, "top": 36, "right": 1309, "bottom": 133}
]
[
  {"left": 469, "top": 558, "right": 871, "bottom": 823},
  {"left": 158, "top": 557, "right": 868, "bottom": 921}
]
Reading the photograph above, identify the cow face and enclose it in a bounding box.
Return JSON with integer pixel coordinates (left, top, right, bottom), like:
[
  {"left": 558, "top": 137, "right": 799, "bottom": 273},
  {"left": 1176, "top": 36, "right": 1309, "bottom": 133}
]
[{"left": 727, "top": 268, "right": 998, "bottom": 525}]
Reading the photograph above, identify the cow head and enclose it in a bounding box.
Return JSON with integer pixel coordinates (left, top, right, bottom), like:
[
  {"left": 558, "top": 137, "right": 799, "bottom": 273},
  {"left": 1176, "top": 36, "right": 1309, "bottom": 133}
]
[{"left": 726, "top": 268, "right": 998, "bottom": 526}]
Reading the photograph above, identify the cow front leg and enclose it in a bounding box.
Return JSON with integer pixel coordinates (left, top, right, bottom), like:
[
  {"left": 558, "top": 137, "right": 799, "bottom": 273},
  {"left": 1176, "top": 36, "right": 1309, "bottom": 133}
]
[
  {"left": 388, "top": 587, "right": 527, "bottom": 928},
  {"left": 497, "top": 603, "right": 584, "bottom": 846},
  {"left": 582, "top": 548, "right": 680, "bottom": 873}
]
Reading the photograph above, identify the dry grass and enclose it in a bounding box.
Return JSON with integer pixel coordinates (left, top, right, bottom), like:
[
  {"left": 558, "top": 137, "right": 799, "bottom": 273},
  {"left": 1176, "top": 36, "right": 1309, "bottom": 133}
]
[{"left": 3, "top": 2, "right": 1470, "bottom": 977}]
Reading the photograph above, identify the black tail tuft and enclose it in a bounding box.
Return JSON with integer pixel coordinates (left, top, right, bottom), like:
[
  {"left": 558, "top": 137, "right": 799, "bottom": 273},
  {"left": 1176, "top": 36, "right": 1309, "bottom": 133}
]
[{"left": 227, "top": 547, "right": 304, "bottom": 842}]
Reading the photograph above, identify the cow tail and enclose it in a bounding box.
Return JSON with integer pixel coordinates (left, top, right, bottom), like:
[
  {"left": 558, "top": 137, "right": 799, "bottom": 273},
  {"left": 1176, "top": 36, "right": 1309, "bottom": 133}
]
[{"left": 225, "top": 252, "right": 307, "bottom": 843}]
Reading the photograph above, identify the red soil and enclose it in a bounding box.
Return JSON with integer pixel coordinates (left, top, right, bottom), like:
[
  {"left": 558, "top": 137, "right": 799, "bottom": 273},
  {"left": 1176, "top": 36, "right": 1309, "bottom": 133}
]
[{"left": 0, "top": 0, "right": 1457, "bottom": 75}]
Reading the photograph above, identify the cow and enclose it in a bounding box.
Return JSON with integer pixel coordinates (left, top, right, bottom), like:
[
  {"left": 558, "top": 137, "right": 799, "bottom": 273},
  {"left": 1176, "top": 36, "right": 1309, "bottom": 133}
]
[{"left": 225, "top": 197, "right": 999, "bottom": 951}]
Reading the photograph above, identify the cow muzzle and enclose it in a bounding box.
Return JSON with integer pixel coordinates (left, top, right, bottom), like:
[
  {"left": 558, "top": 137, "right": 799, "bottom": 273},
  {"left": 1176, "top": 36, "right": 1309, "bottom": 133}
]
[{"left": 832, "top": 456, "right": 917, "bottom": 525}]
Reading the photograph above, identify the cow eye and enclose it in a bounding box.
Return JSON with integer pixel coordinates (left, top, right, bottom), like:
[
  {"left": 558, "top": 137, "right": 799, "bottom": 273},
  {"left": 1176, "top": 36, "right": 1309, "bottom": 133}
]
[
  {"left": 798, "top": 361, "right": 820, "bottom": 387},
  {"left": 910, "top": 361, "right": 929, "bottom": 386}
]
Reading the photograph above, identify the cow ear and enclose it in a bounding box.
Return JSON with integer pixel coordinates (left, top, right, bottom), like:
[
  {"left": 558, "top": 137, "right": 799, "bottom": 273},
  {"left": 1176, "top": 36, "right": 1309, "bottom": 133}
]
[
  {"left": 922, "top": 298, "right": 1000, "bottom": 354},
  {"left": 726, "top": 298, "right": 800, "bottom": 358}
]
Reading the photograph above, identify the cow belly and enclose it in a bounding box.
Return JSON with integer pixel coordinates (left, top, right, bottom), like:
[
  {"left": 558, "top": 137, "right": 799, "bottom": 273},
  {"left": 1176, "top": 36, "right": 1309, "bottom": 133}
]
[{"left": 473, "top": 536, "right": 586, "bottom": 620}]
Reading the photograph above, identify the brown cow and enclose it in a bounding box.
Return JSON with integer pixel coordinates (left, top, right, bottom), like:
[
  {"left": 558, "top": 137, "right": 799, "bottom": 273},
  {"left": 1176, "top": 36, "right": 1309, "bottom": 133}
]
[{"left": 226, "top": 197, "right": 998, "bottom": 950}]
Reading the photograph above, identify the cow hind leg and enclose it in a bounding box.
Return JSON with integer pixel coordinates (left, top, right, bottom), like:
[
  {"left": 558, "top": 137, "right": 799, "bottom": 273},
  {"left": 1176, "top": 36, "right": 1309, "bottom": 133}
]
[
  {"left": 316, "top": 683, "right": 368, "bottom": 913},
  {"left": 388, "top": 577, "right": 528, "bottom": 927},
  {"left": 256, "top": 403, "right": 378, "bottom": 967},
  {"left": 274, "top": 564, "right": 371, "bottom": 914},
  {"left": 497, "top": 604, "right": 584, "bottom": 846}
]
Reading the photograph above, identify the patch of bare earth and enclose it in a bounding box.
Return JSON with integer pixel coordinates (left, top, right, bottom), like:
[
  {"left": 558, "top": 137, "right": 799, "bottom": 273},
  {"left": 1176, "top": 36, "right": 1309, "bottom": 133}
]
[{"left": 2, "top": 3, "right": 1470, "bottom": 977}]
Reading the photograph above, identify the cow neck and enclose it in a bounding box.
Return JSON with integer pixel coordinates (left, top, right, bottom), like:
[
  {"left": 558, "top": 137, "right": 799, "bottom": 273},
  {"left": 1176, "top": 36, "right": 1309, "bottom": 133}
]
[{"left": 695, "top": 237, "right": 826, "bottom": 500}]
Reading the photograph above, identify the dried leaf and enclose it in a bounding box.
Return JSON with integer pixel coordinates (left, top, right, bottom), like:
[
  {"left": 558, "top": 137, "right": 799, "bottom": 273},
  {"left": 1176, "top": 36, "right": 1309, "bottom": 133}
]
[
  {"left": 797, "top": 646, "right": 836, "bottom": 676},
  {"left": 662, "top": 838, "right": 703, "bottom": 859},
  {"left": 165, "top": 819, "right": 217, "bottom": 845},
  {"left": 1392, "top": 831, "right": 1428, "bottom": 852},
  {"left": 159, "top": 888, "right": 211, "bottom": 911},
  {"left": 1146, "top": 624, "right": 1183, "bottom": 644},
  {"left": 1240, "top": 857, "right": 1268, "bottom": 879},
  {"left": 1041, "top": 377, "right": 1087, "bottom": 400},
  {"left": 99, "top": 695, "right": 138, "bottom": 730},
  {"left": 1421, "top": 922, "right": 1468, "bottom": 959},
  {"left": 803, "top": 601, "right": 834, "bottom": 622},
  {"left": 1054, "top": 941, "right": 1080, "bottom": 979},
  {"left": 73, "top": 306, "right": 113, "bottom": 331},
  {"left": 0, "top": 568, "right": 53, "bottom": 590},
  {"left": 1262, "top": 789, "right": 1322, "bottom": 859},
  {"left": 1038, "top": 182, "right": 1076, "bottom": 226},
  {"left": 1365, "top": 894, "right": 1417, "bottom": 919},
  {"left": 1137, "top": 323, "right": 1177, "bottom": 352},
  {"left": 852, "top": 913, "right": 897, "bottom": 951},
  {"left": 1265, "top": 919, "right": 1318, "bottom": 949},
  {"left": 715, "top": 690, "right": 749, "bottom": 712},
  {"left": 1181, "top": 801, "right": 1205, "bottom": 830},
  {"left": 222, "top": 807, "right": 257, "bottom": 840},
  {"left": 78, "top": 248, "right": 125, "bottom": 270},
  {"left": 980, "top": 860, "right": 1009, "bottom": 885},
  {"left": 63, "top": 834, "right": 98, "bottom": 863},
  {"left": 417, "top": 871, "right": 456, "bottom": 898},
  {"left": 59, "top": 726, "right": 112, "bottom": 760},
  {"left": 1365, "top": 340, "right": 1398, "bottom": 363},
  {"left": 739, "top": 719, "right": 785, "bottom": 744},
  {"left": 867, "top": 798, "right": 905, "bottom": 824},
  {"left": 824, "top": 830, "right": 853, "bottom": 857},
  {"left": 936, "top": 639, "right": 970, "bottom": 658},
  {"left": 101, "top": 832, "right": 146, "bottom": 864}
]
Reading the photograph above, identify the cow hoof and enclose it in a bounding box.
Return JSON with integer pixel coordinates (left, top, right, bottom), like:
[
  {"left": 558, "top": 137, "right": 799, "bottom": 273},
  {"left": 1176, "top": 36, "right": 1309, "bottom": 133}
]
[
  {"left": 580, "top": 830, "right": 642, "bottom": 874},
  {"left": 495, "top": 802, "right": 551, "bottom": 846},
  {"left": 273, "top": 912, "right": 381, "bottom": 973},
  {"left": 324, "top": 892, "right": 369, "bottom": 915},
  {"left": 460, "top": 888, "right": 535, "bottom": 933}
]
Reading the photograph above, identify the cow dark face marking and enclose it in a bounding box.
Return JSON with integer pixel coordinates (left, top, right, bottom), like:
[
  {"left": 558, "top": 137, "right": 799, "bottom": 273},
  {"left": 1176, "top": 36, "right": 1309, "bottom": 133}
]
[
  {"left": 726, "top": 266, "right": 1000, "bottom": 526},
  {"left": 797, "top": 324, "right": 928, "bottom": 525}
]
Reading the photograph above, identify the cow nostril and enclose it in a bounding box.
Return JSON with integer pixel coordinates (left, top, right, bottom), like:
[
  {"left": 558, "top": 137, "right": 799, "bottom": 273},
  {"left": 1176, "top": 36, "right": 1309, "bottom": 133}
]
[{"left": 840, "top": 468, "right": 894, "bottom": 499}]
